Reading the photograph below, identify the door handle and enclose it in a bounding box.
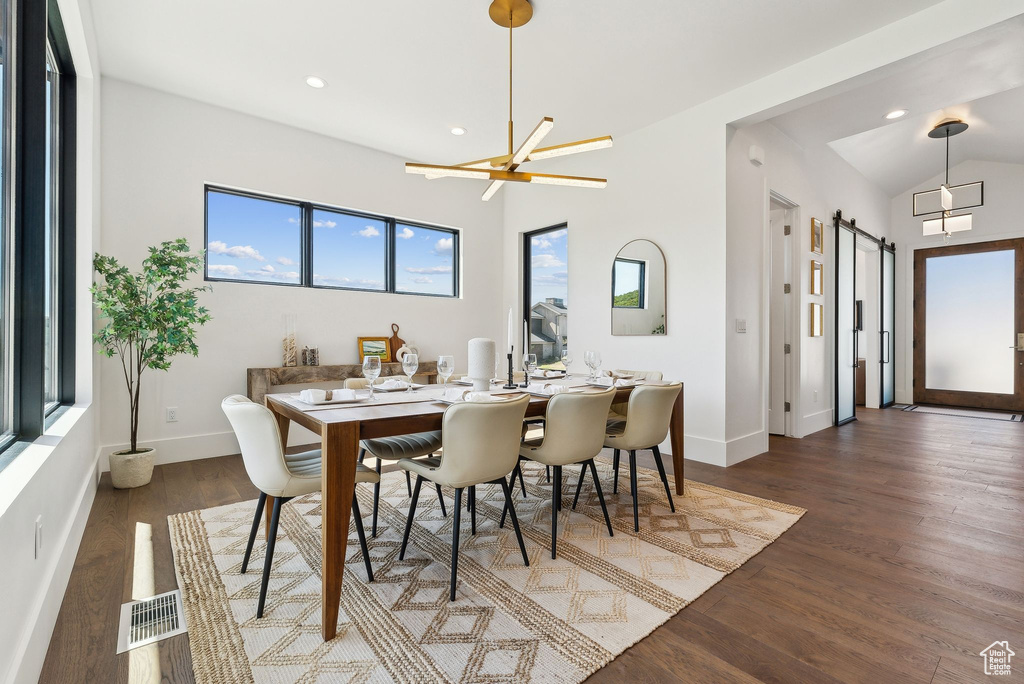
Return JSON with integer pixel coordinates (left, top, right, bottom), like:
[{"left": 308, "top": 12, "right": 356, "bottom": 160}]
[{"left": 881, "top": 330, "right": 890, "bottom": 363}]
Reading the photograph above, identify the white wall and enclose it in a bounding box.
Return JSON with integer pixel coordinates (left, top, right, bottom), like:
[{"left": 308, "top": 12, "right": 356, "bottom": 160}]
[
  {"left": 0, "top": 0, "right": 102, "bottom": 682},
  {"left": 889, "top": 159, "right": 1024, "bottom": 404},
  {"left": 725, "top": 122, "right": 891, "bottom": 461},
  {"left": 98, "top": 79, "right": 505, "bottom": 463}
]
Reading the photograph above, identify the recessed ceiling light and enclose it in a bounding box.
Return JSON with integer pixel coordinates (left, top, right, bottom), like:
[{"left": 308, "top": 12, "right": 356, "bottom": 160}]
[
  {"left": 885, "top": 109, "right": 908, "bottom": 120},
  {"left": 305, "top": 76, "right": 326, "bottom": 89},
  {"left": 450, "top": 126, "right": 467, "bottom": 136}
]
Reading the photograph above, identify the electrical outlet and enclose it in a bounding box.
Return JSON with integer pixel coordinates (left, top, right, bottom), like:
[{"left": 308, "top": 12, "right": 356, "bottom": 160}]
[
  {"left": 166, "top": 407, "right": 178, "bottom": 423},
  {"left": 735, "top": 319, "right": 747, "bottom": 333},
  {"left": 34, "top": 516, "right": 43, "bottom": 559}
]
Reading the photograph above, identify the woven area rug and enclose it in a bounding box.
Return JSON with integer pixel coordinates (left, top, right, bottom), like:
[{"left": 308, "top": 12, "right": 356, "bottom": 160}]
[{"left": 169, "top": 458, "right": 804, "bottom": 683}]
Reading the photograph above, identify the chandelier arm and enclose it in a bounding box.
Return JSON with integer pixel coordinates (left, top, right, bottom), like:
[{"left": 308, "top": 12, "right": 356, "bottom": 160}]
[{"left": 508, "top": 12, "right": 514, "bottom": 156}]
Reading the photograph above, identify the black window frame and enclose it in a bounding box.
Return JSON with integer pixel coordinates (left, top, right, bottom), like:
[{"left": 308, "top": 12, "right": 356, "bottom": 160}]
[
  {"left": 522, "top": 222, "right": 568, "bottom": 344},
  {"left": 204, "top": 185, "right": 460, "bottom": 299},
  {"left": 611, "top": 257, "right": 646, "bottom": 309}
]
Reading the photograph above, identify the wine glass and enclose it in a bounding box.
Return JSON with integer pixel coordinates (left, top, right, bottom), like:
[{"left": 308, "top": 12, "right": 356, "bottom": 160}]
[
  {"left": 438, "top": 354, "right": 454, "bottom": 387},
  {"left": 362, "top": 356, "right": 381, "bottom": 401},
  {"left": 523, "top": 353, "right": 537, "bottom": 386},
  {"left": 590, "top": 351, "right": 602, "bottom": 379},
  {"left": 560, "top": 349, "right": 573, "bottom": 375},
  {"left": 402, "top": 353, "right": 419, "bottom": 391},
  {"left": 583, "top": 350, "right": 594, "bottom": 379}
]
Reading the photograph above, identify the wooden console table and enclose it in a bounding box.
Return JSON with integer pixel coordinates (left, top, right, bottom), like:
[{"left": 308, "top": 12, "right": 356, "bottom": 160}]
[{"left": 247, "top": 361, "right": 438, "bottom": 404}]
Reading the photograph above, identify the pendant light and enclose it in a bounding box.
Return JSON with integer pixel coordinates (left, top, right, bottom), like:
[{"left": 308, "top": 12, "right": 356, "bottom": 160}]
[{"left": 914, "top": 119, "right": 983, "bottom": 241}]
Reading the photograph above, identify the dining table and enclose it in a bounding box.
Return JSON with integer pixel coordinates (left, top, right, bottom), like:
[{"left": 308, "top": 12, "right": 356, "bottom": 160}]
[{"left": 263, "top": 377, "right": 684, "bottom": 641}]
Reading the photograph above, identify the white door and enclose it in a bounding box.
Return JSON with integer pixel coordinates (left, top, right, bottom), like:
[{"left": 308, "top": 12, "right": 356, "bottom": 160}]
[{"left": 768, "top": 212, "right": 787, "bottom": 435}]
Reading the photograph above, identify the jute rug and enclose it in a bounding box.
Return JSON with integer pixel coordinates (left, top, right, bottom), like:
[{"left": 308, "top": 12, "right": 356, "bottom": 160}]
[{"left": 169, "top": 458, "right": 804, "bottom": 683}]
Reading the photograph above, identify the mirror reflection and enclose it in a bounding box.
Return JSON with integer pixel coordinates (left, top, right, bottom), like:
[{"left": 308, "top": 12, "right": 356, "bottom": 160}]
[{"left": 611, "top": 239, "right": 666, "bottom": 335}]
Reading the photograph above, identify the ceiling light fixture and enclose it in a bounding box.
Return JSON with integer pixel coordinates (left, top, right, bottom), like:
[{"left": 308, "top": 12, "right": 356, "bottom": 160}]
[
  {"left": 404, "top": 0, "right": 612, "bottom": 201},
  {"left": 451, "top": 127, "right": 467, "bottom": 136},
  {"left": 913, "top": 118, "right": 983, "bottom": 242},
  {"left": 305, "top": 76, "right": 326, "bottom": 89},
  {"left": 884, "top": 109, "right": 908, "bottom": 120}
]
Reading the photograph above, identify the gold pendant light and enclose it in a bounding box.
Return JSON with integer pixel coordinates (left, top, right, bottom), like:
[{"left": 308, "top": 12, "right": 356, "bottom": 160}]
[{"left": 404, "top": 0, "right": 612, "bottom": 201}]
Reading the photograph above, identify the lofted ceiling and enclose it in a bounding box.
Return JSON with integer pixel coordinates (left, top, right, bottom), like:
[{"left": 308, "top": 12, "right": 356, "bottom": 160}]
[
  {"left": 766, "top": 16, "right": 1024, "bottom": 197},
  {"left": 90, "top": 0, "right": 943, "bottom": 163}
]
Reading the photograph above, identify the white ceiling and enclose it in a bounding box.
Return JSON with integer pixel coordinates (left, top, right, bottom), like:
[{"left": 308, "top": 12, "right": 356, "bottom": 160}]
[
  {"left": 766, "top": 16, "right": 1024, "bottom": 196},
  {"left": 90, "top": 0, "right": 943, "bottom": 163}
]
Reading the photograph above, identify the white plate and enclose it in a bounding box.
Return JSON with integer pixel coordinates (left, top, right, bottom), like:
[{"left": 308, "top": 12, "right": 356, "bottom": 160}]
[
  {"left": 372, "top": 383, "right": 426, "bottom": 392},
  {"left": 297, "top": 392, "right": 370, "bottom": 405},
  {"left": 436, "top": 394, "right": 520, "bottom": 405},
  {"left": 586, "top": 380, "right": 638, "bottom": 388}
]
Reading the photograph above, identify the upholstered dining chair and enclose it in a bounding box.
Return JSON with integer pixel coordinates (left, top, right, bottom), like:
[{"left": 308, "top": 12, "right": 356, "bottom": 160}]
[
  {"left": 506, "top": 388, "right": 616, "bottom": 558},
  {"left": 344, "top": 377, "right": 447, "bottom": 535},
  {"left": 608, "top": 369, "right": 664, "bottom": 426},
  {"left": 397, "top": 394, "right": 531, "bottom": 601},
  {"left": 221, "top": 395, "right": 376, "bottom": 619},
  {"left": 599, "top": 383, "right": 681, "bottom": 531}
]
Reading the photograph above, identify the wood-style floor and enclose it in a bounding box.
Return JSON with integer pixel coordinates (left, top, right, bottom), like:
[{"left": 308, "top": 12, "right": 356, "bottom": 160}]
[{"left": 39, "top": 408, "right": 1024, "bottom": 683}]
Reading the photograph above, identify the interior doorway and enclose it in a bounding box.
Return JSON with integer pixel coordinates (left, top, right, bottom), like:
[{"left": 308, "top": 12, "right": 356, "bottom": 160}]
[
  {"left": 855, "top": 237, "right": 880, "bottom": 408},
  {"left": 768, "top": 194, "right": 796, "bottom": 436},
  {"left": 913, "top": 237, "right": 1024, "bottom": 411}
]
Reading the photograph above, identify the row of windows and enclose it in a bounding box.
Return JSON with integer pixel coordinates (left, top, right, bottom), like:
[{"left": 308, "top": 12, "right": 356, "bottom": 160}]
[{"left": 204, "top": 187, "right": 460, "bottom": 298}]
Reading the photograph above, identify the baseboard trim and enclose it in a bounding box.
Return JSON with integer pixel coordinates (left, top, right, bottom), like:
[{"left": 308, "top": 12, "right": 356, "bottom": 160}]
[
  {"left": 799, "top": 408, "right": 833, "bottom": 437},
  {"left": 98, "top": 431, "right": 242, "bottom": 472},
  {"left": 679, "top": 434, "right": 728, "bottom": 468},
  {"left": 725, "top": 430, "right": 768, "bottom": 466}
]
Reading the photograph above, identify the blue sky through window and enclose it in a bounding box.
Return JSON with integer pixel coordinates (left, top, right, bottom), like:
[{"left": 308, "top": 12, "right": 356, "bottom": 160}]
[
  {"left": 206, "top": 191, "right": 301, "bottom": 284},
  {"left": 395, "top": 223, "right": 456, "bottom": 296},
  {"left": 528, "top": 227, "right": 567, "bottom": 307},
  {"left": 313, "top": 209, "right": 386, "bottom": 290}
]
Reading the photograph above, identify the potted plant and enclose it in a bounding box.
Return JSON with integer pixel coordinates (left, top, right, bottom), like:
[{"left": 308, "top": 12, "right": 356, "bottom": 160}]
[{"left": 92, "top": 238, "right": 212, "bottom": 488}]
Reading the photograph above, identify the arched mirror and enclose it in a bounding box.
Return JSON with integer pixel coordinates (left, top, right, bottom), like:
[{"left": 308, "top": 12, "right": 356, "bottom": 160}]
[{"left": 611, "top": 239, "right": 666, "bottom": 335}]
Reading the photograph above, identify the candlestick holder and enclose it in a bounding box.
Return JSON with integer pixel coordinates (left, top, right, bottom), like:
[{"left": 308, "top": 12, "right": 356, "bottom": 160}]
[{"left": 503, "top": 348, "right": 518, "bottom": 389}]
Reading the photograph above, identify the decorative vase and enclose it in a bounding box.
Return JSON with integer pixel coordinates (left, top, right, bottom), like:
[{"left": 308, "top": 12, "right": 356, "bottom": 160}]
[
  {"left": 109, "top": 447, "right": 156, "bottom": 489},
  {"left": 468, "top": 338, "right": 496, "bottom": 392},
  {"left": 282, "top": 315, "right": 297, "bottom": 367}
]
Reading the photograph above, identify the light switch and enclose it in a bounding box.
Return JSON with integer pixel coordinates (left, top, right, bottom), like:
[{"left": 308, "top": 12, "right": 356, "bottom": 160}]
[{"left": 735, "top": 319, "right": 747, "bottom": 333}]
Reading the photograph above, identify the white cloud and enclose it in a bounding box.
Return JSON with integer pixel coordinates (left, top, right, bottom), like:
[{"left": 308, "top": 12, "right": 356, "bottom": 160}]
[
  {"left": 547, "top": 228, "right": 567, "bottom": 239},
  {"left": 412, "top": 276, "right": 434, "bottom": 284},
  {"left": 313, "top": 219, "right": 337, "bottom": 228},
  {"left": 358, "top": 225, "right": 381, "bottom": 238},
  {"left": 247, "top": 268, "right": 299, "bottom": 281},
  {"left": 434, "top": 237, "right": 453, "bottom": 254},
  {"left": 531, "top": 237, "right": 551, "bottom": 249},
  {"left": 314, "top": 274, "right": 385, "bottom": 288},
  {"left": 261, "top": 265, "right": 275, "bottom": 273},
  {"left": 531, "top": 253, "right": 564, "bottom": 269},
  {"left": 208, "top": 240, "right": 265, "bottom": 261},
  {"left": 208, "top": 264, "right": 242, "bottom": 278},
  {"left": 276, "top": 256, "right": 296, "bottom": 266},
  {"left": 287, "top": 217, "right": 300, "bottom": 225},
  {"left": 405, "top": 265, "right": 452, "bottom": 274},
  {"left": 398, "top": 227, "right": 415, "bottom": 240},
  {"left": 533, "top": 272, "right": 568, "bottom": 284}
]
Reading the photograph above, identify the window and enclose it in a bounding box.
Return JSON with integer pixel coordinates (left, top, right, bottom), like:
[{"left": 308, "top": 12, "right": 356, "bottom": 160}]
[
  {"left": 44, "top": 43, "right": 59, "bottom": 411},
  {"left": 523, "top": 225, "right": 568, "bottom": 367},
  {"left": 394, "top": 223, "right": 457, "bottom": 297},
  {"left": 205, "top": 189, "right": 302, "bottom": 284},
  {"left": 0, "top": 0, "right": 12, "bottom": 445},
  {"left": 612, "top": 258, "right": 645, "bottom": 308},
  {"left": 204, "top": 186, "right": 460, "bottom": 298}
]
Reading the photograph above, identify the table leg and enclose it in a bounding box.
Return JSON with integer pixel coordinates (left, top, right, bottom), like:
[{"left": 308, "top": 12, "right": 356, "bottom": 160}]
[
  {"left": 321, "top": 421, "right": 359, "bottom": 641},
  {"left": 266, "top": 405, "right": 291, "bottom": 540},
  {"left": 669, "top": 384, "right": 685, "bottom": 494}
]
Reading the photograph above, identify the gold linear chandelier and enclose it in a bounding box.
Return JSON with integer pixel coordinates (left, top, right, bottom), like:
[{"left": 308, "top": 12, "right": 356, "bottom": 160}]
[{"left": 404, "top": 0, "right": 612, "bottom": 201}]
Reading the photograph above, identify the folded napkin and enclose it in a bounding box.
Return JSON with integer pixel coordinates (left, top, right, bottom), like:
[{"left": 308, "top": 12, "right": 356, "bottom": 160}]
[
  {"left": 526, "top": 383, "right": 567, "bottom": 395},
  {"left": 375, "top": 378, "right": 410, "bottom": 390},
  {"left": 600, "top": 370, "right": 634, "bottom": 380},
  {"left": 591, "top": 377, "right": 635, "bottom": 388},
  {"left": 442, "top": 388, "right": 505, "bottom": 403},
  {"left": 536, "top": 369, "right": 564, "bottom": 378},
  {"left": 299, "top": 388, "right": 356, "bottom": 404}
]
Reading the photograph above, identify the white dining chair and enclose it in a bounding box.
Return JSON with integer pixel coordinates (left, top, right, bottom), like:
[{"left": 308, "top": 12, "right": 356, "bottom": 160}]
[
  {"left": 608, "top": 369, "right": 664, "bottom": 425},
  {"left": 601, "top": 383, "right": 682, "bottom": 531},
  {"left": 506, "top": 388, "right": 616, "bottom": 558},
  {"left": 221, "top": 395, "right": 376, "bottom": 618},
  {"left": 344, "top": 378, "right": 447, "bottom": 535},
  {"left": 397, "top": 394, "right": 531, "bottom": 601}
]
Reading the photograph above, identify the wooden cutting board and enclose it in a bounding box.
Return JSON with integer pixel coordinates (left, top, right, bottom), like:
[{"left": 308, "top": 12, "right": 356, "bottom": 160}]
[{"left": 388, "top": 323, "right": 405, "bottom": 359}]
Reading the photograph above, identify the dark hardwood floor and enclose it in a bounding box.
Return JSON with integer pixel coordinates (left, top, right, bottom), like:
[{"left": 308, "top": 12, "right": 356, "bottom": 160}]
[{"left": 39, "top": 408, "right": 1024, "bottom": 683}]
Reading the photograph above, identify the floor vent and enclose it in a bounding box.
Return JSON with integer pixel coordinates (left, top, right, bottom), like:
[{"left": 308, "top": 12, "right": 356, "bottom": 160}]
[{"left": 116, "top": 589, "right": 188, "bottom": 654}]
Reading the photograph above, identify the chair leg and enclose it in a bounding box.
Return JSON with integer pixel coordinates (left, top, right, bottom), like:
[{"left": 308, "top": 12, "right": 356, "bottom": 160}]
[
  {"left": 545, "top": 465, "right": 550, "bottom": 482},
  {"left": 588, "top": 459, "right": 614, "bottom": 537},
  {"left": 551, "top": 465, "right": 562, "bottom": 559},
  {"left": 498, "top": 478, "right": 530, "bottom": 567},
  {"left": 241, "top": 492, "right": 266, "bottom": 575},
  {"left": 351, "top": 494, "right": 374, "bottom": 582},
  {"left": 358, "top": 448, "right": 366, "bottom": 464},
  {"left": 405, "top": 470, "right": 413, "bottom": 498},
  {"left": 371, "top": 459, "right": 383, "bottom": 537},
  {"left": 628, "top": 450, "right": 639, "bottom": 532},
  {"left": 651, "top": 445, "right": 676, "bottom": 512},
  {"left": 256, "top": 496, "right": 284, "bottom": 618},
  {"left": 469, "top": 485, "right": 476, "bottom": 535},
  {"left": 435, "top": 483, "right": 447, "bottom": 517},
  {"left": 517, "top": 463, "right": 527, "bottom": 498},
  {"left": 612, "top": 449, "right": 621, "bottom": 494},
  {"left": 450, "top": 488, "right": 463, "bottom": 601},
  {"left": 571, "top": 463, "right": 586, "bottom": 510},
  {"left": 398, "top": 475, "right": 424, "bottom": 560},
  {"left": 498, "top": 473, "right": 512, "bottom": 529}
]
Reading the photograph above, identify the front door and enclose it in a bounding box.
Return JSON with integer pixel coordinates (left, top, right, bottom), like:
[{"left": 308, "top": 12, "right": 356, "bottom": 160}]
[{"left": 913, "top": 238, "right": 1024, "bottom": 411}]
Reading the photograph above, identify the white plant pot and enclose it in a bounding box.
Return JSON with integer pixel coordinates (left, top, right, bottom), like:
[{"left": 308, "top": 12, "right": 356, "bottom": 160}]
[{"left": 110, "top": 447, "right": 156, "bottom": 489}]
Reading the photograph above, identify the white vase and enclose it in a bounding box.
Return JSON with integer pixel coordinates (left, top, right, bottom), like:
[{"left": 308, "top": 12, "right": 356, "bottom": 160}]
[
  {"left": 109, "top": 447, "right": 156, "bottom": 489},
  {"left": 467, "top": 338, "right": 496, "bottom": 392}
]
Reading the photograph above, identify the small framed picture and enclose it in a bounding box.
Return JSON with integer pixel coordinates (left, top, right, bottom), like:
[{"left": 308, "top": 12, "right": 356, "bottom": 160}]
[
  {"left": 811, "top": 218, "right": 824, "bottom": 254},
  {"left": 357, "top": 337, "right": 392, "bottom": 362},
  {"left": 810, "top": 303, "right": 824, "bottom": 337},
  {"left": 810, "top": 260, "right": 824, "bottom": 295}
]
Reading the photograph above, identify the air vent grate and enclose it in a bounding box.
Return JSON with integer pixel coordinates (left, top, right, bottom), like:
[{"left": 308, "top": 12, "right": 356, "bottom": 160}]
[{"left": 116, "top": 589, "right": 188, "bottom": 654}]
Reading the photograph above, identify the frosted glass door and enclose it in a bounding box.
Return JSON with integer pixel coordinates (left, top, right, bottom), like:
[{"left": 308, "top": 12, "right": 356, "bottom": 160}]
[
  {"left": 880, "top": 247, "right": 895, "bottom": 406},
  {"left": 914, "top": 238, "right": 1023, "bottom": 412},
  {"left": 837, "top": 225, "right": 856, "bottom": 424}
]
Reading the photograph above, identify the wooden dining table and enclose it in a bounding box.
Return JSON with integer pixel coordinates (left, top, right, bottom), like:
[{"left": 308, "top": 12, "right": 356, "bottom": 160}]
[{"left": 264, "top": 381, "right": 684, "bottom": 641}]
